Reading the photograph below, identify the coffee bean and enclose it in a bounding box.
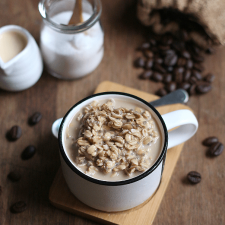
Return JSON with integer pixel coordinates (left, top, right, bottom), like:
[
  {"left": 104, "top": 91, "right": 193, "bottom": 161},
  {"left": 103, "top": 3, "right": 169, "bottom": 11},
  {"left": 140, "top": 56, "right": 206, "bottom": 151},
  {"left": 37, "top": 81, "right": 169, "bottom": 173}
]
[
  {"left": 7, "top": 126, "right": 22, "bottom": 141},
  {"left": 189, "top": 84, "right": 197, "bottom": 95},
  {"left": 202, "top": 137, "right": 219, "bottom": 146},
  {"left": 187, "top": 171, "right": 201, "bottom": 184},
  {"left": 134, "top": 57, "right": 145, "bottom": 67},
  {"left": 192, "top": 54, "right": 204, "bottom": 62},
  {"left": 163, "top": 73, "right": 172, "bottom": 83},
  {"left": 154, "top": 57, "right": 163, "bottom": 64},
  {"left": 139, "top": 70, "right": 153, "bottom": 80},
  {"left": 189, "top": 76, "right": 198, "bottom": 84},
  {"left": 139, "top": 42, "right": 150, "bottom": 50},
  {"left": 149, "top": 39, "right": 156, "bottom": 46},
  {"left": 21, "top": 145, "right": 36, "bottom": 160},
  {"left": 162, "top": 49, "right": 176, "bottom": 56},
  {"left": 145, "top": 58, "right": 153, "bottom": 69},
  {"left": 161, "top": 34, "right": 173, "bottom": 45},
  {"left": 172, "top": 41, "right": 185, "bottom": 52},
  {"left": 181, "top": 50, "right": 191, "bottom": 59},
  {"left": 10, "top": 201, "right": 27, "bottom": 213},
  {"left": 183, "top": 70, "right": 191, "bottom": 81},
  {"left": 152, "top": 72, "right": 163, "bottom": 82},
  {"left": 204, "top": 73, "right": 215, "bottom": 83},
  {"left": 153, "top": 64, "right": 166, "bottom": 74},
  {"left": 144, "top": 50, "right": 154, "bottom": 58},
  {"left": 166, "top": 66, "right": 173, "bottom": 72},
  {"left": 177, "top": 57, "right": 187, "bottom": 67},
  {"left": 186, "top": 59, "right": 193, "bottom": 69},
  {"left": 193, "top": 63, "right": 204, "bottom": 72},
  {"left": 192, "top": 70, "right": 202, "bottom": 80},
  {"left": 209, "top": 142, "right": 224, "bottom": 156},
  {"left": 156, "top": 88, "right": 167, "bottom": 97},
  {"left": 159, "top": 45, "right": 170, "bottom": 51},
  {"left": 166, "top": 82, "right": 176, "bottom": 92},
  {"left": 205, "top": 47, "right": 214, "bottom": 54},
  {"left": 29, "top": 112, "right": 42, "bottom": 126},
  {"left": 179, "top": 82, "right": 191, "bottom": 90},
  {"left": 180, "top": 29, "right": 189, "bottom": 41},
  {"left": 174, "top": 67, "right": 184, "bottom": 75},
  {"left": 164, "top": 54, "right": 178, "bottom": 67},
  {"left": 7, "top": 172, "right": 21, "bottom": 182},
  {"left": 196, "top": 83, "right": 212, "bottom": 94},
  {"left": 174, "top": 72, "right": 183, "bottom": 83}
]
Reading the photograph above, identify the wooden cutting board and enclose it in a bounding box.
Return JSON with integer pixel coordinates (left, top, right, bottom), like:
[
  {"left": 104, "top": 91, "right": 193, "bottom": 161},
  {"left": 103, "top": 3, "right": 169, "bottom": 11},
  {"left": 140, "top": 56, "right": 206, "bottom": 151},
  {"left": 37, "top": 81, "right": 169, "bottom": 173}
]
[{"left": 49, "top": 81, "right": 192, "bottom": 225}]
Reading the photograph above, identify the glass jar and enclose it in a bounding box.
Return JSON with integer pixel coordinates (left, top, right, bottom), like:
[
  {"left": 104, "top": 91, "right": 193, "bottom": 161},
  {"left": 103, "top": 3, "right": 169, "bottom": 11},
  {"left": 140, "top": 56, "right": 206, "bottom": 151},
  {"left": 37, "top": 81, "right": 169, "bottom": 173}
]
[{"left": 38, "top": 0, "right": 103, "bottom": 80}]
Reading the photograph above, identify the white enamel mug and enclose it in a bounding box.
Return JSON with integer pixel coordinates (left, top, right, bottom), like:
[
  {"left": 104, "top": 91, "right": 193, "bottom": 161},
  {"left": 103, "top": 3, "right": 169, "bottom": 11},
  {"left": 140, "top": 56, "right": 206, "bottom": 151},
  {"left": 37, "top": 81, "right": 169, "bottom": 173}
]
[
  {"left": 0, "top": 25, "right": 43, "bottom": 91},
  {"left": 52, "top": 92, "right": 198, "bottom": 212}
]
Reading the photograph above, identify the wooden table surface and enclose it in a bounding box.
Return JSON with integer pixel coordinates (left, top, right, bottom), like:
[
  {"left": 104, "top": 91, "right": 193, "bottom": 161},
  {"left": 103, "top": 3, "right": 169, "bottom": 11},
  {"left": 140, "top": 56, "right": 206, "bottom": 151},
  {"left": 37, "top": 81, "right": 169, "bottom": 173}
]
[{"left": 0, "top": 0, "right": 225, "bottom": 224}]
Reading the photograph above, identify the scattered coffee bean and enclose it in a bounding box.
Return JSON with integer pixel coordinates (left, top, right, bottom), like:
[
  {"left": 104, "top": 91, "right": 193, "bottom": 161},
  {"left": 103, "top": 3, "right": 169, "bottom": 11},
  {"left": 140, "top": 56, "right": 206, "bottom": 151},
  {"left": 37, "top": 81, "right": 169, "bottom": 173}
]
[
  {"left": 186, "top": 59, "right": 193, "bottom": 69},
  {"left": 189, "top": 76, "right": 198, "bottom": 84},
  {"left": 179, "top": 82, "right": 190, "bottom": 90},
  {"left": 183, "top": 70, "right": 191, "bottom": 81},
  {"left": 139, "top": 70, "right": 153, "bottom": 80},
  {"left": 177, "top": 57, "right": 186, "bottom": 67},
  {"left": 204, "top": 73, "right": 215, "bottom": 83},
  {"left": 140, "top": 42, "right": 150, "bottom": 50},
  {"left": 7, "top": 172, "right": 21, "bottom": 182},
  {"left": 152, "top": 72, "right": 163, "bottom": 82},
  {"left": 10, "top": 201, "right": 27, "bottom": 213},
  {"left": 205, "top": 47, "right": 214, "bottom": 54},
  {"left": 21, "top": 145, "right": 36, "bottom": 160},
  {"left": 192, "top": 70, "right": 202, "bottom": 80},
  {"left": 144, "top": 50, "right": 154, "bottom": 58},
  {"left": 192, "top": 54, "right": 204, "bottom": 62},
  {"left": 187, "top": 171, "right": 201, "bottom": 184},
  {"left": 193, "top": 63, "right": 204, "bottom": 72},
  {"left": 174, "top": 72, "right": 183, "bottom": 83},
  {"left": 181, "top": 50, "right": 191, "bottom": 59},
  {"left": 163, "top": 73, "right": 172, "bottom": 83},
  {"left": 7, "top": 125, "right": 22, "bottom": 141},
  {"left": 145, "top": 59, "right": 153, "bottom": 69},
  {"left": 156, "top": 88, "right": 167, "bottom": 97},
  {"left": 164, "top": 53, "right": 178, "bottom": 66},
  {"left": 154, "top": 57, "right": 163, "bottom": 64},
  {"left": 209, "top": 142, "right": 224, "bottom": 156},
  {"left": 202, "top": 137, "right": 219, "bottom": 146},
  {"left": 134, "top": 57, "right": 145, "bottom": 67},
  {"left": 153, "top": 64, "right": 166, "bottom": 74},
  {"left": 189, "top": 84, "right": 197, "bottom": 95},
  {"left": 29, "top": 112, "right": 42, "bottom": 126},
  {"left": 166, "top": 82, "right": 176, "bottom": 92},
  {"left": 196, "top": 83, "right": 212, "bottom": 94}
]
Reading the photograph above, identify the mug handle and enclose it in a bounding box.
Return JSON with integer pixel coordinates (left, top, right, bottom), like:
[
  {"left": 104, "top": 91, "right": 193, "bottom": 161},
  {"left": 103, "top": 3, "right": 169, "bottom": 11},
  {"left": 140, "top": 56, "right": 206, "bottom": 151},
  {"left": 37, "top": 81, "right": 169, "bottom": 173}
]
[
  {"left": 52, "top": 118, "right": 63, "bottom": 138},
  {"left": 161, "top": 109, "right": 198, "bottom": 149}
]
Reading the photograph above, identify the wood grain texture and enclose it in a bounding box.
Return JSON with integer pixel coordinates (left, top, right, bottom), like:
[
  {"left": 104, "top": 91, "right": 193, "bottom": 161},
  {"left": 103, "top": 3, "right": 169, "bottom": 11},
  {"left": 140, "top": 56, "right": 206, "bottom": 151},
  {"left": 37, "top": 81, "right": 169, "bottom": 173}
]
[
  {"left": 0, "top": 0, "right": 225, "bottom": 224},
  {"left": 49, "top": 81, "right": 192, "bottom": 225}
]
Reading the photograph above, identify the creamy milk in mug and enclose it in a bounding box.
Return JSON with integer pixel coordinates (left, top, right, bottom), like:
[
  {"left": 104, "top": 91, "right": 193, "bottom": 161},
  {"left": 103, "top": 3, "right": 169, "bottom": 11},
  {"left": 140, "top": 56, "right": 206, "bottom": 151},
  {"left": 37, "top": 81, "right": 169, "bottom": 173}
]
[{"left": 52, "top": 92, "right": 198, "bottom": 212}]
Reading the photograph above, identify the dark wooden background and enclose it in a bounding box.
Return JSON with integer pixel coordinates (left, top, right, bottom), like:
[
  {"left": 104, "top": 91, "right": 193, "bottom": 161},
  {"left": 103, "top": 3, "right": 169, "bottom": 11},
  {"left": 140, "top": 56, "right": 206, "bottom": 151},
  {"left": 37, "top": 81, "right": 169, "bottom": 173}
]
[{"left": 0, "top": 0, "right": 225, "bottom": 224}]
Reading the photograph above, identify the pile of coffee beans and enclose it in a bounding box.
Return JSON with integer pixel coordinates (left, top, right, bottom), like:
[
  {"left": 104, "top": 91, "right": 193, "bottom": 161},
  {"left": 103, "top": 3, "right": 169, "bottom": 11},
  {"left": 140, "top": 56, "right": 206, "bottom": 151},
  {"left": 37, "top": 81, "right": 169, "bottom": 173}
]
[
  {"left": 202, "top": 136, "right": 224, "bottom": 156},
  {"left": 5, "top": 111, "right": 42, "bottom": 213},
  {"left": 134, "top": 31, "right": 215, "bottom": 96}
]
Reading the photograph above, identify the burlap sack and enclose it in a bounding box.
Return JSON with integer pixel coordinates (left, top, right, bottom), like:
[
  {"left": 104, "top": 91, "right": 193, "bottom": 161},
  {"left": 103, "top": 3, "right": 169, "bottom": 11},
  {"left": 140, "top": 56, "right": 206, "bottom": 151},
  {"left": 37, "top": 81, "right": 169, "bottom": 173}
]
[{"left": 137, "top": 0, "right": 225, "bottom": 48}]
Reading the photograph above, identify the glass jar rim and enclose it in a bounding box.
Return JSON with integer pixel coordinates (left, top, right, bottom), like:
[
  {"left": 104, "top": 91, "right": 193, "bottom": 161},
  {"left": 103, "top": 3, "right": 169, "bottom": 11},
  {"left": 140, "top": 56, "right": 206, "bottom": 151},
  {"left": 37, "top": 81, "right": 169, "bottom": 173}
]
[{"left": 38, "top": 0, "right": 102, "bottom": 34}]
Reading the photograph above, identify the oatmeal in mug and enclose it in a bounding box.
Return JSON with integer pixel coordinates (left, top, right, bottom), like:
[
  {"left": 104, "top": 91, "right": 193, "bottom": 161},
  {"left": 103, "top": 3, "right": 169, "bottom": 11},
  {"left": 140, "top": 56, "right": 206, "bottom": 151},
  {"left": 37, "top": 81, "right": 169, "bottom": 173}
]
[{"left": 64, "top": 98, "right": 162, "bottom": 181}]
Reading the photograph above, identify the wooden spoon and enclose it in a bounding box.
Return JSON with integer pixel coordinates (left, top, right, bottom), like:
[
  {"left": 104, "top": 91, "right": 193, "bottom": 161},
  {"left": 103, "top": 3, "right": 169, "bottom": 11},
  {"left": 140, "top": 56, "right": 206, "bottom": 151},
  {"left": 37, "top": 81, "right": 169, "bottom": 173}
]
[{"left": 68, "top": 0, "right": 83, "bottom": 25}]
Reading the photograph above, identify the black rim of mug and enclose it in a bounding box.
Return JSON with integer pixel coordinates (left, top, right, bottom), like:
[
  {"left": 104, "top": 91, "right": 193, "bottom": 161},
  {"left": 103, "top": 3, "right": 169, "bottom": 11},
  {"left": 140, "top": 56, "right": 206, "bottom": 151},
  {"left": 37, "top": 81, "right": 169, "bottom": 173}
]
[{"left": 58, "top": 92, "right": 168, "bottom": 186}]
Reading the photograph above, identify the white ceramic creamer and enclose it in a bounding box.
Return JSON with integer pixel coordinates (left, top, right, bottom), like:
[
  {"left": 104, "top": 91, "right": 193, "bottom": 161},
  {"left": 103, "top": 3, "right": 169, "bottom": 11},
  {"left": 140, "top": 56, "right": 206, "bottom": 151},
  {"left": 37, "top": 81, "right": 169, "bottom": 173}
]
[{"left": 0, "top": 25, "right": 43, "bottom": 91}]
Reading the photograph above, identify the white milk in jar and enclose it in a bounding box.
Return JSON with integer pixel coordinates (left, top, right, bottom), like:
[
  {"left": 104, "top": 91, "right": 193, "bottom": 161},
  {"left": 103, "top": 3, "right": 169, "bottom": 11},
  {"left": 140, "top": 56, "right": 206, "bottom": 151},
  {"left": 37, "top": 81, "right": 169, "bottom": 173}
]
[{"left": 39, "top": 0, "right": 103, "bottom": 79}]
